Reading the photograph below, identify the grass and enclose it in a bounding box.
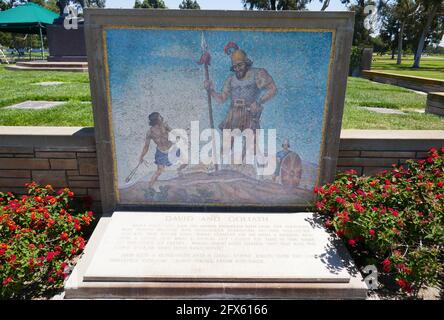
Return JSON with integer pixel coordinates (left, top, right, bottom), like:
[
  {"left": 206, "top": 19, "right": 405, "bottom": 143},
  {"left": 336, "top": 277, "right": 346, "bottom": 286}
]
[
  {"left": 0, "top": 65, "right": 443, "bottom": 129},
  {"left": 343, "top": 77, "right": 444, "bottom": 130},
  {"left": 0, "top": 65, "right": 92, "bottom": 126},
  {"left": 372, "top": 54, "right": 444, "bottom": 80}
]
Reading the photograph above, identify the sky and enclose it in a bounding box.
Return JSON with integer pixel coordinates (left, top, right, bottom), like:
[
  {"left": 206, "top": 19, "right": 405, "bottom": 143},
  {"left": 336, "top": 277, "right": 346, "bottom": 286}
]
[
  {"left": 106, "top": 0, "right": 347, "bottom": 11},
  {"left": 105, "top": 0, "right": 444, "bottom": 46}
]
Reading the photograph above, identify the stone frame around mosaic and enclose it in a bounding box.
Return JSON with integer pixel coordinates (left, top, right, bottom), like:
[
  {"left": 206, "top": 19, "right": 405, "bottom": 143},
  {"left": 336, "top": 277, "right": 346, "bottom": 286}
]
[{"left": 84, "top": 9, "right": 355, "bottom": 214}]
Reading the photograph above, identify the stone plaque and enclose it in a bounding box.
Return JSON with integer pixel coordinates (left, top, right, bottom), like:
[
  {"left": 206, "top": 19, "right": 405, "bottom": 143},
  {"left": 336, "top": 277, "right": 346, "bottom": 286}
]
[{"left": 85, "top": 212, "right": 350, "bottom": 282}]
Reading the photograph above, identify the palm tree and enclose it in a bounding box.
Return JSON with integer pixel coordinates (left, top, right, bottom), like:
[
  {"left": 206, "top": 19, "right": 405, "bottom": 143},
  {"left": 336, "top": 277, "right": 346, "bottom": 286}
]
[
  {"left": 412, "top": 0, "right": 443, "bottom": 68},
  {"left": 393, "top": 0, "right": 418, "bottom": 65}
]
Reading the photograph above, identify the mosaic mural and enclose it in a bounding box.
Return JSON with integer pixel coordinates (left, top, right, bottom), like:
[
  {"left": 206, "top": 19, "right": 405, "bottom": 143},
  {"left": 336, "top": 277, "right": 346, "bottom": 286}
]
[{"left": 105, "top": 28, "right": 333, "bottom": 206}]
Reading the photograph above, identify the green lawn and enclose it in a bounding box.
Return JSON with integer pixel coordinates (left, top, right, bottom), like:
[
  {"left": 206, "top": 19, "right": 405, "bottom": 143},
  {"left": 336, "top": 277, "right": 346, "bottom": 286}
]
[
  {"left": 0, "top": 65, "right": 443, "bottom": 129},
  {"left": 0, "top": 65, "right": 92, "bottom": 126},
  {"left": 343, "top": 77, "right": 444, "bottom": 130},
  {"left": 372, "top": 55, "right": 444, "bottom": 80}
]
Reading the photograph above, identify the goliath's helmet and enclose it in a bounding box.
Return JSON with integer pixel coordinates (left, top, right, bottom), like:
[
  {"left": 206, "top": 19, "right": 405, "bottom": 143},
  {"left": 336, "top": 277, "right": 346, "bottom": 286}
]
[{"left": 224, "top": 42, "right": 253, "bottom": 70}]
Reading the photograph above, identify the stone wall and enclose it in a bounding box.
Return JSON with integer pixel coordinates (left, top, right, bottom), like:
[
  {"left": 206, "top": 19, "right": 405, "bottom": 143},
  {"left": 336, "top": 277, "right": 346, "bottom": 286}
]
[
  {"left": 337, "top": 130, "right": 444, "bottom": 175},
  {"left": 0, "top": 126, "right": 100, "bottom": 211},
  {"left": 362, "top": 70, "right": 444, "bottom": 93},
  {"left": 426, "top": 92, "right": 444, "bottom": 116},
  {"left": 1, "top": 127, "right": 444, "bottom": 213}
]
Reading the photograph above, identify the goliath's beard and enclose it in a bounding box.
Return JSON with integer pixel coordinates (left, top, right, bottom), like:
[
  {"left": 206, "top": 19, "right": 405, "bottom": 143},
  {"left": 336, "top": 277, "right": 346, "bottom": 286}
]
[{"left": 235, "top": 68, "right": 248, "bottom": 79}]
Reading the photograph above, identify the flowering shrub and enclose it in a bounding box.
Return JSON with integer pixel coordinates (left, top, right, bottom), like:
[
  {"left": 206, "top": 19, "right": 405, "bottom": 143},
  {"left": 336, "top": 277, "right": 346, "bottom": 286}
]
[
  {"left": 314, "top": 147, "right": 444, "bottom": 296},
  {"left": 0, "top": 183, "right": 95, "bottom": 299}
]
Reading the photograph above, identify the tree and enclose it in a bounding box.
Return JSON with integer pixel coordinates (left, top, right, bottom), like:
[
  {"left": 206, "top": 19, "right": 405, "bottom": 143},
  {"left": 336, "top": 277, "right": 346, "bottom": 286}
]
[
  {"left": 242, "top": 0, "right": 311, "bottom": 10},
  {"left": 85, "top": 0, "right": 106, "bottom": 8},
  {"left": 412, "top": 0, "right": 444, "bottom": 68},
  {"left": 134, "top": 0, "right": 166, "bottom": 9},
  {"left": 393, "top": 0, "right": 417, "bottom": 64},
  {"left": 378, "top": 0, "right": 443, "bottom": 61},
  {"left": 379, "top": 2, "right": 399, "bottom": 58},
  {"left": 45, "top": 0, "right": 59, "bottom": 13},
  {"left": 179, "top": 0, "right": 200, "bottom": 9},
  {"left": 0, "top": 0, "right": 13, "bottom": 10},
  {"left": 320, "top": 0, "right": 330, "bottom": 10}
]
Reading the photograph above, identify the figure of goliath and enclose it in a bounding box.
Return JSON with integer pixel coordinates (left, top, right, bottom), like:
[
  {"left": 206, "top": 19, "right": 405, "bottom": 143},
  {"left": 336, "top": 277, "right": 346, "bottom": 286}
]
[{"left": 204, "top": 42, "right": 277, "bottom": 133}]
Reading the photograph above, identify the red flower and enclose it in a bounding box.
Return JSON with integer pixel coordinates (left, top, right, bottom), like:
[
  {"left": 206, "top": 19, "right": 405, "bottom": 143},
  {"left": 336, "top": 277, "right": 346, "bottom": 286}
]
[
  {"left": 60, "top": 232, "right": 69, "bottom": 241},
  {"left": 335, "top": 196, "right": 346, "bottom": 205},
  {"left": 68, "top": 191, "right": 74, "bottom": 198},
  {"left": 396, "top": 278, "right": 412, "bottom": 292},
  {"left": 47, "top": 218, "right": 55, "bottom": 228},
  {"left": 2, "top": 277, "right": 12, "bottom": 286},
  {"left": 389, "top": 208, "right": 399, "bottom": 217},
  {"left": 0, "top": 243, "right": 8, "bottom": 255},
  {"left": 47, "top": 276, "right": 54, "bottom": 283},
  {"left": 46, "top": 251, "right": 57, "bottom": 262},
  {"left": 315, "top": 201, "right": 324, "bottom": 210},
  {"left": 81, "top": 215, "right": 91, "bottom": 225},
  {"left": 353, "top": 202, "right": 365, "bottom": 213},
  {"left": 8, "top": 254, "right": 16, "bottom": 264},
  {"left": 348, "top": 239, "right": 357, "bottom": 247},
  {"left": 382, "top": 258, "right": 391, "bottom": 272},
  {"left": 325, "top": 219, "right": 332, "bottom": 229},
  {"left": 6, "top": 220, "right": 17, "bottom": 231},
  {"left": 336, "top": 230, "right": 345, "bottom": 237},
  {"left": 369, "top": 229, "right": 376, "bottom": 236}
]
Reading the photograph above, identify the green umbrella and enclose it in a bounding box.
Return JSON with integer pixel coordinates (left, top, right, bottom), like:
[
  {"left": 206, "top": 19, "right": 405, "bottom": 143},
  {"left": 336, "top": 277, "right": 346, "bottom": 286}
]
[{"left": 0, "top": 3, "right": 59, "bottom": 59}]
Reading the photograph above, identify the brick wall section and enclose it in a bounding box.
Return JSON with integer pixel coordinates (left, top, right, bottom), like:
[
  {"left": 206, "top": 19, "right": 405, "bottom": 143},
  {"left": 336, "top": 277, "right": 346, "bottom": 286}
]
[
  {"left": 337, "top": 130, "right": 444, "bottom": 176},
  {"left": 0, "top": 126, "right": 100, "bottom": 212},
  {"left": 1, "top": 127, "right": 444, "bottom": 213}
]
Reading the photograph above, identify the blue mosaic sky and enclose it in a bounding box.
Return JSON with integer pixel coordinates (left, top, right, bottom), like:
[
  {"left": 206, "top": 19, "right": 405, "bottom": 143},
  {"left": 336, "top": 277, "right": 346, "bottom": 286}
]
[{"left": 106, "top": 28, "right": 332, "bottom": 173}]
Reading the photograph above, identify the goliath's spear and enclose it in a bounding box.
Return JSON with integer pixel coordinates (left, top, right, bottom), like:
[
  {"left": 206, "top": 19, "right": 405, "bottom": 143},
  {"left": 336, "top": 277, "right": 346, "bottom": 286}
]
[{"left": 198, "top": 32, "right": 218, "bottom": 171}]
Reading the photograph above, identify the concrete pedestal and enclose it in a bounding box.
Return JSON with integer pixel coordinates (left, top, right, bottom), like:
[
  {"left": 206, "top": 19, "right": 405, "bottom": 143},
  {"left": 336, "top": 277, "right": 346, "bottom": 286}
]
[{"left": 65, "top": 212, "right": 368, "bottom": 299}]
